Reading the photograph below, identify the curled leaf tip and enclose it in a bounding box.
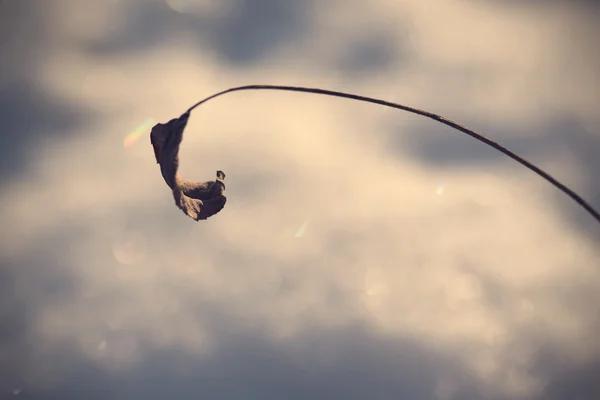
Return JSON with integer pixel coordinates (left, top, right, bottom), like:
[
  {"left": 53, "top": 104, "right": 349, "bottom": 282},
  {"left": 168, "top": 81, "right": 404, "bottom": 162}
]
[{"left": 150, "top": 114, "right": 227, "bottom": 221}]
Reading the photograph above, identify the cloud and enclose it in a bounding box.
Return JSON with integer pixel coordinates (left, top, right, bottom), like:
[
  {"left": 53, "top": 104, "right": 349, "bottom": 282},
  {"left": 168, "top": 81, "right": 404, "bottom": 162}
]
[{"left": 1, "top": 0, "right": 599, "bottom": 399}]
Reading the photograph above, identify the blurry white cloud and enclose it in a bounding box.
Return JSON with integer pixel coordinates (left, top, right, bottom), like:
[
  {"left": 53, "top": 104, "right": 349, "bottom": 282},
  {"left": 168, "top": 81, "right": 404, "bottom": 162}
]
[{"left": 1, "top": 0, "right": 599, "bottom": 399}]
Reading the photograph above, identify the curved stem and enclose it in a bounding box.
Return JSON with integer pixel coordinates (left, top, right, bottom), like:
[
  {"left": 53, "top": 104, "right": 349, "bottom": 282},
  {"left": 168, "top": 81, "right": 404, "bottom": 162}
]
[{"left": 184, "top": 84, "right": 600, "bottom": 225}]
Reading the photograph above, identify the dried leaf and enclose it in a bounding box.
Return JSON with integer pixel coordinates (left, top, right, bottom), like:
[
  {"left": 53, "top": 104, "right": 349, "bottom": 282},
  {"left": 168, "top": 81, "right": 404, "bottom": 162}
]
[{"left": 150, "top": 112, "right": 227, "bottom": 221}]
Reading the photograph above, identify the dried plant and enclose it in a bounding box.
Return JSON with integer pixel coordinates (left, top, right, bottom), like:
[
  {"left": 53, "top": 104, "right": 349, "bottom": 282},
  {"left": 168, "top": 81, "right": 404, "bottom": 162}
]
[{"left": 151, "top": 85, "right": 599, "bottom": 225}]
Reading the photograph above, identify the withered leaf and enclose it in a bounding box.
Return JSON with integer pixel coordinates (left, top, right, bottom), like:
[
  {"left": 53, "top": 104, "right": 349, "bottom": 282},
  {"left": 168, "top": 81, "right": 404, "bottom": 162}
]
[{"left": 150, "top": 112, "right": 227, "bottom": 221}]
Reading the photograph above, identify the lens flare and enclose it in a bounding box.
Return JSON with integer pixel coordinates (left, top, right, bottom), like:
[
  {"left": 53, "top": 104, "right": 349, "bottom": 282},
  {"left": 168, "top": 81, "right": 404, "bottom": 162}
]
[
  {"left": 165, "top": 0, "right": 191, "bottom": 13},
  {"left": 123, "top": 119, "right": 155, "bottom": 149},
  {"left": 294, "top": 216, "right": 312, "bottom": 238},
  {"left": 436, "top": 183, "right": 446, "bottom": 195},
  {"left": 112, "top": 230, "right": 148, "bottom": 265}
]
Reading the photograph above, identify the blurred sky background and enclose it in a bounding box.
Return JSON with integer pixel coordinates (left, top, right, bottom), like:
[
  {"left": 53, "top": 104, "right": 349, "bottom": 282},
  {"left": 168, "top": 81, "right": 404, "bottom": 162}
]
[{"left": 1, "top": 0, "right": 599, "bottom": 399}]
